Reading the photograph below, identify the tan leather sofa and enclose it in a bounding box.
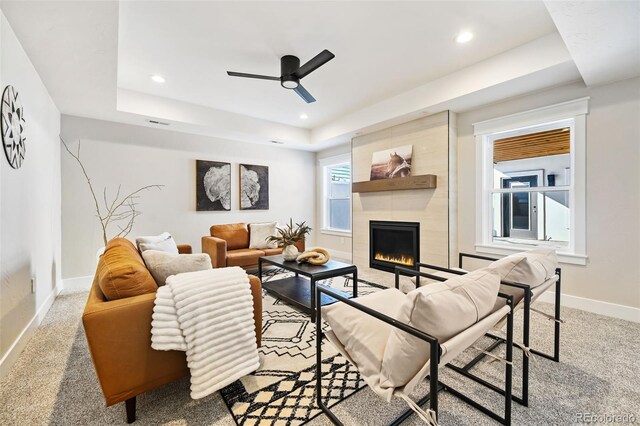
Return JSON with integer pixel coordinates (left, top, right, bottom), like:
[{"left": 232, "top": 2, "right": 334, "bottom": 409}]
[
  {"left": 202, "top": 223, "right": 305, "bottom": 269},
  {"left": 82, "top": 238, "right": 262, "bottom": 423}
]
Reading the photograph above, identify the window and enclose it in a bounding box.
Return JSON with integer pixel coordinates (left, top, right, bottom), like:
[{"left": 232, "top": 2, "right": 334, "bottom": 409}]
[
  {"left": 474, "top": 98, "right": 588, "bottom": 265},
  {"left": 491, "top": 123, "right": 571, "bottom": 245},
  {"left": 320, "top": 154, "right": 351, "bottom": 235}
]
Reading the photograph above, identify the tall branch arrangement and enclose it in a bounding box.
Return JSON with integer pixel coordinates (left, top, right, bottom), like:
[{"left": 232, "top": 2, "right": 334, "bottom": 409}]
[{"left": 60, "top": 137, "right": 163, "bottom": 246}]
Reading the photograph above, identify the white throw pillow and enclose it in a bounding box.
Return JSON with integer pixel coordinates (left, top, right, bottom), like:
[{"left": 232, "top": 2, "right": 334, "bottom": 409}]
[
  {"left": 487, "top": 248, "right": 558, "bottom": 288},
  {"left": 249, "top": 222, "right": 278, "bottom": 249},
  {"left": 136, "top": 232, "right": 179, "bottom": 254},
  {"left": 380, "top": 268, "right": 500, "bottom": 392},
  {"left": 141, "top": 250, "right": 212, "bottom": 286}
]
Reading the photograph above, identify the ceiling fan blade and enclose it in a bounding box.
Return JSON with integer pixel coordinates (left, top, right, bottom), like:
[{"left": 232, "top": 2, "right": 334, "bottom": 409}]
[
  {"left": 293, "top": 49, "right": 335, "bottom": 79},
  {"left": 294, "top": 85, "right": 316, "bottom": 103},
  {"left": 227, "top": 71, "right": 280, "bottom": 81}
]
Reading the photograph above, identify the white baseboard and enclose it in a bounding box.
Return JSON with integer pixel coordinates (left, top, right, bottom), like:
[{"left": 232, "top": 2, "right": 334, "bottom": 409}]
[
  {"left": 0, "top": 282, "right": 63, "bottom": 380},
  {"left": 538, "top": 291, "right": 640, "bottom": 323},
  {"left": 62, "top": 275, "right": 93, "bottom": 292},
  {"left": 327, "top": 249, "right": 352, "bottom": 262}
]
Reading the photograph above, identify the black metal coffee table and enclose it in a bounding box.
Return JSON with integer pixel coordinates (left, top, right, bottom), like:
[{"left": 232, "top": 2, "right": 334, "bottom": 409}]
[{"left": 258, "top": 254, "right": 358, "bottom": 322}]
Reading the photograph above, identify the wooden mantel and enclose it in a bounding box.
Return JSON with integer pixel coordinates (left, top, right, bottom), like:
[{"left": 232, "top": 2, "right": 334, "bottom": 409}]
[{"left": 352, "top": 174, "right": 437, "bottom": 193}]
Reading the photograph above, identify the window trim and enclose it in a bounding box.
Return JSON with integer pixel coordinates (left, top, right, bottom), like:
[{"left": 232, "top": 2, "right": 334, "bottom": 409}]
[
  {"left": 319, "top": 153, "right": 352, "bottom": 236},
  {"left": 473, "top": 97, "right": 589, "bottom": 265}
]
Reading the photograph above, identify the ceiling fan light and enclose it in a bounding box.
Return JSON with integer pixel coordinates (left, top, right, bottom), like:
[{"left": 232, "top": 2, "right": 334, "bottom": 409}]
[{"left": 282, "top": 79, "right": 299, "bottom": 89}]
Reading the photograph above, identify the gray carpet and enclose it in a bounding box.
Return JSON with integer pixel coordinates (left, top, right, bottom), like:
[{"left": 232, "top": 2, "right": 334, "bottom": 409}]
[{"left": 1, "top": 289, "right": 639, "bottom": 425}]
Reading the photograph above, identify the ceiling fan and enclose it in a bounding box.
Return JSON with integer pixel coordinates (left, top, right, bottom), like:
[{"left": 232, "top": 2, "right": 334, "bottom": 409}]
[{"left": 227, "top": 49, "right": 335, "bottom": 103}]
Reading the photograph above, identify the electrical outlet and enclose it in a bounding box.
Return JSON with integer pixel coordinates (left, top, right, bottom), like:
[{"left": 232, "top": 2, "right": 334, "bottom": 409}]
[{"left": 31, "top": 277, "right": 36, "bottom": 294}]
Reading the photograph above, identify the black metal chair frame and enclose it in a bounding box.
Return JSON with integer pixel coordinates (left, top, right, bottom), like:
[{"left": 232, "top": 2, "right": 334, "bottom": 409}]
[
  {"left": 315, "top": 274, "right": 515, "bottom": 426},
  {"left": 394, "top": 253, "right": 562, "bottom": 407}
]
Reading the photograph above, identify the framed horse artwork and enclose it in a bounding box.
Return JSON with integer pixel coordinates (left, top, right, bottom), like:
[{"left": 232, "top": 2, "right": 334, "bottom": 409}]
[{"left": 370, "top": 144, "right": 413, "bottom": 180}]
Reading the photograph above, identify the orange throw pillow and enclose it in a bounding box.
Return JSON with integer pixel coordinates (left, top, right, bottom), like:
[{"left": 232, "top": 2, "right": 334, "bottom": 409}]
[{"left": 97, "top": 238, "right": 158, "bottom": 300}]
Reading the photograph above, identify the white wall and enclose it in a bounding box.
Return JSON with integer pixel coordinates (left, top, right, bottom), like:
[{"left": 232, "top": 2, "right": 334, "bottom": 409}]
[
  {"left": 60, "top": 116, "right": 316, "bottom": 280},
  {"left": 315, "top": 143, "right": 352, "bottom": 260},
  {"left": 0, "top": 11, "right": 62, "bottom": 378},
  {"left": 457, "top": 78, "right": 640, "bottom": 311}
]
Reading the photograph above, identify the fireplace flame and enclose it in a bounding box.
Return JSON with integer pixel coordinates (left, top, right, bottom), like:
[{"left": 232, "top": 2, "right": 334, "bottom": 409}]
[{"left": 374, "top": 253, "right": 415, "bottom": 266}]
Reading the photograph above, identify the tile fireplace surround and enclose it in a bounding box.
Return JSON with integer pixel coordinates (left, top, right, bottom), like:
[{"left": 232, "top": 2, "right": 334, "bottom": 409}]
[{"left": 351, "top": 111, "right": 457, "bottom": 285}]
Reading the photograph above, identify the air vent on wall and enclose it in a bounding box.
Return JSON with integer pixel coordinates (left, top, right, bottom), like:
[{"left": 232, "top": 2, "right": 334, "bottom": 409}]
[{"left": 147, "top": 119, "right": 170, "bottom": 126}]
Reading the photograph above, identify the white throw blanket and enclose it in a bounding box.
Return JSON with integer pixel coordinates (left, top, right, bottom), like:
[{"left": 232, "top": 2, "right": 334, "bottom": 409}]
[{"left": 151, "top": 267, "right": 260, "bottom": 399}]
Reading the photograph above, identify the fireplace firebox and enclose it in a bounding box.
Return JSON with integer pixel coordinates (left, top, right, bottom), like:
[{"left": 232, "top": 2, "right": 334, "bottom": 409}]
[{"left": 369, "top": 221, "right": 420, "bottom": 273}]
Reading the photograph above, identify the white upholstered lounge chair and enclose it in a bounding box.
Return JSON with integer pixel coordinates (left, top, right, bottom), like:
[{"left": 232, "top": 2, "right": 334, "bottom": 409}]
[
  {"left": 396, "top": 249, "right": 562, "bottom": 407},
  {"left": 315, "top": 268, "right": 516, "bottom": 425}
]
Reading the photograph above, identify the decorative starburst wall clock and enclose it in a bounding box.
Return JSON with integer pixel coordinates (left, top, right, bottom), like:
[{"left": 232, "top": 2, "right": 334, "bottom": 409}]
[{"left": 1, "top": 85, "right": 26, "bottom": 169}]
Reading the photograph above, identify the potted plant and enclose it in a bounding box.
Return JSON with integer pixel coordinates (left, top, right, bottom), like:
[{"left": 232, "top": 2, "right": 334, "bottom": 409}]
[{"left": 268, "top": 219, "right": 312, "bottom": 261}]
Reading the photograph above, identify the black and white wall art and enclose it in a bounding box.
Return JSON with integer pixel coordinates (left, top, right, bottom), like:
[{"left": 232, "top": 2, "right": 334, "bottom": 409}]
[
  {"left": 240, "top": 164, "right": 269, "bottom": 210},
  {"left": 196, "top": 160, "right": 231, "bottom": 211},
  {"left": 1, "top": 85, "right": 27, "bottom": 169}
]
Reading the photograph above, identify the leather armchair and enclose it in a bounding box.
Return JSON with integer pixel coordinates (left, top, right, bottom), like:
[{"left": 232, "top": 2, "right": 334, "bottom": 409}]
[{"left": 202, "top": 235, "right": 227, "bottom": 268}]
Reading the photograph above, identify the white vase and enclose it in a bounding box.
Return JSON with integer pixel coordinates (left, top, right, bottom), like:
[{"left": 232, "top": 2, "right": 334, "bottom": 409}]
[{"left": 282, "top": 245, "right": 299, "bottom": 261}]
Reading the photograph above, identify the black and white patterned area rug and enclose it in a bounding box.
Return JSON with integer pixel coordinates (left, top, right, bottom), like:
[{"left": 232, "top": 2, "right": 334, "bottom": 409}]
[{"left": 220, "top": 268, "right": 383, "bottom": 426}]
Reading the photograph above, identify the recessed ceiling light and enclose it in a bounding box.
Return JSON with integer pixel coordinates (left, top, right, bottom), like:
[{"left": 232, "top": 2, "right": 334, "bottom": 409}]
[
  {"left": 455, "top": 31, "right": 474, "bottom": 44},
  {"left": 151, "top": 74, "right": 166, "bottom": 83},
  {"left": 300, "top": 113, "right": 308, "bottom": 120}
]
